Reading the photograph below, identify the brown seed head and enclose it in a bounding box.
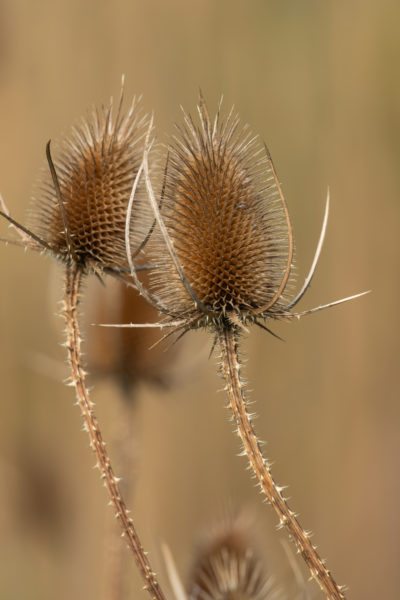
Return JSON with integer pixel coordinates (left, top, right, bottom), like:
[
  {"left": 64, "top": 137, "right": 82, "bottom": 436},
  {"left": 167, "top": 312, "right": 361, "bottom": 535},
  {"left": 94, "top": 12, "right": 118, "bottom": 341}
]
[
  {"left": 149, "top": 98, "right": 293, "bottom": 329},
  {"left": 85, "top": 275, "right": 177, "bottom": 394},
  {"left": 28, "top": 89, "right": 149, "bottom": 273},
  {"left": 188, "top": 516, "right": 280, "bottom": 600}
]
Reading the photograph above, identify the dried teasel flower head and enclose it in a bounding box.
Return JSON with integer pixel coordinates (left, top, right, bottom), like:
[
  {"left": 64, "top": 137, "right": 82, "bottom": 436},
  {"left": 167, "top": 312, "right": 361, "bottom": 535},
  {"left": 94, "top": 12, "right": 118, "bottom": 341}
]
[
  {"left": 187, "top": 514, "right": 282, "bottom": 600},
  {"left": 134, "top": 95, "right": 367, "bottom": 340},
  {"left": 1, "top": 78, "right": 150, "bottom": 276},
  {"left": 143, "top": 96, "right": 293, "bottom": 332},
  {"left": 154, "top": 99, "right": 292, "bottom": 320}
]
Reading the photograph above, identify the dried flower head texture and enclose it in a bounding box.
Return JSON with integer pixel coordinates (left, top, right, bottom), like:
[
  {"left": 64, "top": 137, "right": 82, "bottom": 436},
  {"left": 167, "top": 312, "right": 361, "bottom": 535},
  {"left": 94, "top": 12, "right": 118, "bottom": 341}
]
[
  {"left": 24, "top": 89, "right": 149, "bottom": 273},
  {"left": 138, "top": 97, "right": 366, "bottom": 340},
  {"left": 147, "top": 98, "right": 293, "bottom": 329}
]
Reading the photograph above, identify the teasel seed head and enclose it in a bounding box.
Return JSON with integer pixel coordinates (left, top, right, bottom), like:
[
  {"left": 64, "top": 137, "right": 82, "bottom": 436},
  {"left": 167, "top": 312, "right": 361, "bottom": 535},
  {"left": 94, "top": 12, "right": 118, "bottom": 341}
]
[
  {"left": 13, "top": 81, "right": 150, "bottom": 275},
  {"left": 138, "top": 96, "right": 368, "bottom": 338},
  {"left": 188, "top": 515, "right": 281, "bottom": 600},
  {"left": 146, "top": 97, "right": 293, "bottom": 331}
]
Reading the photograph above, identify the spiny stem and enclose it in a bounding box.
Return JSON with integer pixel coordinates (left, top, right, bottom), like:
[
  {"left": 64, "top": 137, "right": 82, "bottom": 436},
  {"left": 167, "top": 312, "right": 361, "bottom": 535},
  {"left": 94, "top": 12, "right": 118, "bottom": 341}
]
[
  {"left": 103, "top": 402, "right": 139, "bottom": 600},
  {"left": 218, "top": 327, "right": 345, "bottom": 600},
  {"left": 64, "top": 263, "right": 166, "bottom": 600}
]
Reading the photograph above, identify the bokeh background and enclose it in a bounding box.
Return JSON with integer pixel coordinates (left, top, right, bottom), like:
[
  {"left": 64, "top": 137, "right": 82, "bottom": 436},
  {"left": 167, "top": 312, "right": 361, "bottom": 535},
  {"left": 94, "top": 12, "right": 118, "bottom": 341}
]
[{"left": 0, "top": 1, "right": 399, "bottom": 599}]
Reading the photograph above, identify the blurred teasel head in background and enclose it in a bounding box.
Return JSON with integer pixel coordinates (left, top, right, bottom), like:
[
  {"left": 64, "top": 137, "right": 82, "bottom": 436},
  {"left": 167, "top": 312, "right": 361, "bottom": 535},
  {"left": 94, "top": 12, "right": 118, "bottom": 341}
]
[{"left": 187, "top": 514, "right": 282, "bottom": 600}]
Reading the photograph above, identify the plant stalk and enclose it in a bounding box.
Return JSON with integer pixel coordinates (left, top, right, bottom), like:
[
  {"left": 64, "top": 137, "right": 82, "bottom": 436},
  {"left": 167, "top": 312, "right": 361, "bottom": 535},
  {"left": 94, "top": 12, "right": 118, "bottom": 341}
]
[
  {"left": 218, "top": 327, "right": 345, "bottom": 600},
  {"left": 64, "top": 263, "right": 166, "bottom": 600},
  {"left": 103, "top": 401, "right": 139, "bottom": 600}
]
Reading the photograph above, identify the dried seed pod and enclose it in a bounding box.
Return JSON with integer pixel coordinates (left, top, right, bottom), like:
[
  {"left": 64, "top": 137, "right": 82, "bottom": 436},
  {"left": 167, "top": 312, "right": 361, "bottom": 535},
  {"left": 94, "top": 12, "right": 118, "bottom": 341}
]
[
  {"left": 26, "top": 89, "right": 150, "bottom": 273},
  {"left": 139, "top": 98, "right": 365, "bottom": 336}
]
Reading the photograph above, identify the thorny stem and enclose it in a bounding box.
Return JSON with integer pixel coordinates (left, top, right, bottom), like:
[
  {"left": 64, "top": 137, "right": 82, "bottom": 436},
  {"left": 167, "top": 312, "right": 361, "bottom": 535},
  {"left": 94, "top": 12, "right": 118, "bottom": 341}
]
[
  {"left": 64, "top": 263, "right": 166, "bottom": 600},
  {"left": 218, "top": 327, "right": 345, "bottom": 600},
  {"left": 103, "top": 402, "right": 139, "bottom": 600}
]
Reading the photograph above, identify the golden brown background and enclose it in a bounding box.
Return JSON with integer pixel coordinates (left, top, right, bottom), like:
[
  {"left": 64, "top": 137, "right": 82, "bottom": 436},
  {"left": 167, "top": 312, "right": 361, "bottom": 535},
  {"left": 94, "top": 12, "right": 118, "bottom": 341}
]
[{"left": 0, "top": 1, "right": 399, "bottom": 599}]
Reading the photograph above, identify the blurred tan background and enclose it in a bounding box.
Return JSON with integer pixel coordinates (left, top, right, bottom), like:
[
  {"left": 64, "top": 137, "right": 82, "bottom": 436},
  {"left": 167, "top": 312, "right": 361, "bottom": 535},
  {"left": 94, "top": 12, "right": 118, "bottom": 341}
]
[{"left": 0, "top": 1, "right": 399, "bottom": 599}]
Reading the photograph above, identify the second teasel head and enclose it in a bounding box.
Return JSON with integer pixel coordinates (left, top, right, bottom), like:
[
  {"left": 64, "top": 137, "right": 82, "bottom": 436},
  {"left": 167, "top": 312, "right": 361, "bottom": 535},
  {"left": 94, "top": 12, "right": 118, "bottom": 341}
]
[
  {"left": 14, "top": 85, "right": 150, "bottom": 275},
  {"left": 145, "top": 97, "right": 295, "bottom": 332}
]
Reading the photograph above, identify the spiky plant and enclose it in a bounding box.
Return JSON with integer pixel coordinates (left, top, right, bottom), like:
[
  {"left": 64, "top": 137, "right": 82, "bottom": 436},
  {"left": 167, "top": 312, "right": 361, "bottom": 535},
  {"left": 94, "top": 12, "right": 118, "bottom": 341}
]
[
  {"left": 0, "top": 83, "right": 166, "bottom": 600},
  {"left": 124, "top": 97, "right": 368, "bottom": 600},
  {"left": 188, "top": 516, "right": 282, "bottom": 600}
]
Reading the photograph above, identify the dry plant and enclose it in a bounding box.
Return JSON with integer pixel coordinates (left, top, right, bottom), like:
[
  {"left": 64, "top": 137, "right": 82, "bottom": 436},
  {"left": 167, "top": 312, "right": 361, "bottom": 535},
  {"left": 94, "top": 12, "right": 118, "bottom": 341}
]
[
  {"left": 186, "top": 515, "right": 283, "bottom": 600},
  {"left": 122, "top": 96, "right": 369, "bottom": 600},
  {"left": 0, "top": 83, "right": 167, "bottom": 600},
  {"left": 1, "top": 86, "right": 369, "bottom": 600}
]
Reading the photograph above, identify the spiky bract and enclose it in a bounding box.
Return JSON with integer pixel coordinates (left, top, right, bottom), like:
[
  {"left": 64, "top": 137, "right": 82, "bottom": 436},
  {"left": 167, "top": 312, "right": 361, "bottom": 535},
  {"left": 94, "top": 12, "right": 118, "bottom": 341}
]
[
  {"left": 29, "top": 94, "right": 149, "bottom": 272},
  {"left": 149, "top": 99, "right": 293, "bottom": 328}
]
